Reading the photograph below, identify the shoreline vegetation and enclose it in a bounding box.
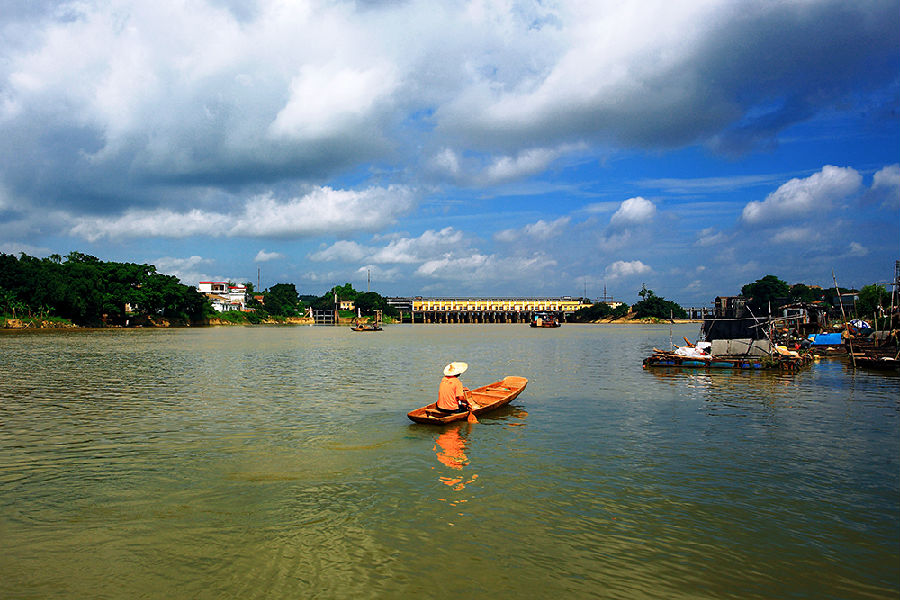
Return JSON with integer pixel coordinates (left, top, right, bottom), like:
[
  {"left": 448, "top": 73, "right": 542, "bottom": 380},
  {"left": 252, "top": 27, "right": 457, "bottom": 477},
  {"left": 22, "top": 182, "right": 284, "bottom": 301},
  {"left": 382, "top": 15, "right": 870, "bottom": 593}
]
[
  {"left": 3, "top": 251, "right": 890, "bottom": 331},
  {"left": 2, "top": 313, "right": 698, "bottom": 329}
]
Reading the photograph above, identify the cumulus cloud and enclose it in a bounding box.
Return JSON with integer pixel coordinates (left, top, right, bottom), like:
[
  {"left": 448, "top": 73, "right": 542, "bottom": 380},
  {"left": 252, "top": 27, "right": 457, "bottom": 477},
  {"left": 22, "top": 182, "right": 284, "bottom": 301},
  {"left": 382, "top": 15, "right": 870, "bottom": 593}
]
[
  {"left": 309, "top": 240, "right": 368, "bottom": 262},
  {"left": 370, "top": 227, "right": 464, "bottom": 264},
  {"left": 605, "top": 260, "right": 651, "bottom": 279},
  {"left": 153, "top": 255, "right": 215, "bottom": 284},
  {"left": 268, "top": 62, "right": 398, "bottom": 140},
  {"left": 436, "top": 2, "right": 899, "bottom": 153},
  {"left": 2, "top": 0, "right": 892, "bottom": 220},
  {"left": 695, "top": 227, "right": 729, "bottom": 247},
  {"left": 254, "top": 249, "right": 284, "bottom": 262},
  {"left": 741, "top": 166, "right": 862, "bottom": 225},
  {"left": 69, "top": 185, "right": 416, "bottom": 241},
  {"left": 416, "top": 252, "right": 556, "bottom": 283},
  {"left": 309, "top": 227, "right": 464, "bottom": 265},
  {"left": 609, "top": 197, "right": 656, "bottom": 228},
  {"left": 868, "top": 164, "right": 900, "bottom": 209},
  {"left": 495, "top": 217, "right": 570, "bottom": 242}
]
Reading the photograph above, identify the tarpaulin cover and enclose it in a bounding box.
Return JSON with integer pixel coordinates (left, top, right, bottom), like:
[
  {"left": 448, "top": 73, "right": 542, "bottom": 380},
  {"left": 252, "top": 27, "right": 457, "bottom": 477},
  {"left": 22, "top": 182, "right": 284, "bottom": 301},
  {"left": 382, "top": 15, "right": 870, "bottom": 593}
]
[{"left": 808, "top": 333, "right": 843, "bottom": 346}]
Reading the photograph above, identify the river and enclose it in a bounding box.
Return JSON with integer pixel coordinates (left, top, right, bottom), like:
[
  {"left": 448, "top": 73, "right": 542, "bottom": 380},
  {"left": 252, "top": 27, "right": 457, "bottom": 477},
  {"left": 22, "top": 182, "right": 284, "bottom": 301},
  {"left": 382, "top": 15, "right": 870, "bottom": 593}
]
[{"left": 1, "top": 324, "right": 898, "bottom": 599}]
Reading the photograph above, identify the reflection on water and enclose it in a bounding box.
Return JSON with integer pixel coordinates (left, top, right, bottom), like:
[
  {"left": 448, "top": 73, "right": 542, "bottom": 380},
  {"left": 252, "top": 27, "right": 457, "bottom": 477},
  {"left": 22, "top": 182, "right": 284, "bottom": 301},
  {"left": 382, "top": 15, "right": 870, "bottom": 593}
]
[
  {"left": 434, "top": 426, "right": 469, "bottom": 470},
  {"left": 1, "top": 325, "right": 898, "bottom": 599},
  {"left": 432, "top": 425, "right": 479, "bottom": 499}
]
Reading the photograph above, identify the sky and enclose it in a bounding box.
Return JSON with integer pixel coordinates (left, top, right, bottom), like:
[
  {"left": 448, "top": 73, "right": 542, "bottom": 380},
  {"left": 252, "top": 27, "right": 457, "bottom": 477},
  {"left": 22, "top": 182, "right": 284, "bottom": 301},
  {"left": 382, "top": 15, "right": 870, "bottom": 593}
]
[{"left": 0, "top": 0, "right": 898, "bottom": 306}]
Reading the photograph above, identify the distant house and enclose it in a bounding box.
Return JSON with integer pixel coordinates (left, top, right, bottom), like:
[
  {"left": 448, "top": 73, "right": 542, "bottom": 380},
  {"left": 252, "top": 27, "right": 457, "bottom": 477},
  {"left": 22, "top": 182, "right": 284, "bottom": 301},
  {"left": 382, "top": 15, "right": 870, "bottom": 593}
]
[
  {"left": 713, "top": 296, "right": 748, "bottom": 318},
  {"left": 833, "top": 293, "right": 858, "bottom": 308},
  {"left": 198, "top": 281, "right": 248, "bottom": 312},
  {"left": 339, "top": 299, "right": 355, "bottom": 311}
]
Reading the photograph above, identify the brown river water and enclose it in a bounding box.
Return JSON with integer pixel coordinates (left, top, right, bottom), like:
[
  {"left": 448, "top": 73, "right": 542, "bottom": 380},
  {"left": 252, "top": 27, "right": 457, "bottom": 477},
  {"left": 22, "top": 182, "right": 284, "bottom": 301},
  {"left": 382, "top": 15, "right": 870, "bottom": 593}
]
[{"left": 1, "top": 324, "right": 898, "bottom": 599}]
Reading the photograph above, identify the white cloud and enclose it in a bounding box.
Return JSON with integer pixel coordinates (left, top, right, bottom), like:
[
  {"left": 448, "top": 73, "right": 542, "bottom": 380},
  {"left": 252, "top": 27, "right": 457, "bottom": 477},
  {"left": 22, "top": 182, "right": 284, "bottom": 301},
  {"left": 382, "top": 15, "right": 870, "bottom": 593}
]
[
  {"left": 415, "top": 252, "right": 556, "bottom": 282},
  {"left": 309, "top": 227, "right": 465, "bottom": 265},
  {"left": 610, "top": 197, "right": 656, "bottom": 227},
  {"left": 429, "top": 148, "right": 462, "bottom": 178},
  {"left": 771, "top": 227, "right": 815, "bottom": 244},
  {"left": 848, "top": 241, "right": 869, "bottom": 257},
  {"left": 478, "top": 146, "right": 572, "bottom": 185},
  {"left": 605, "top": 260, "right": 651, "bottom": 279},
  {"left": 584, "top": 201, "right": 620, "bottom": 214},
  {"left": 741, "top": 165, "right": 862, "bottom": 225},
  {"left": 309, "top": 240, "right": 367, "bottom": 262},
  {"left": 495, "top": 217, "right": 570, "bottom": 242},
  {"left": 869, "top": 163, "right": 900, "bottom": 209},
  {"left": 0, "top": 242, "right": 51, "bottom": 257},
  {"left": 69, "top": 185, "right": 416, "bottom": 241},
  {"left": 152, "top": 255, "right": 215, "bottom": 284},
  {"left": 355, "top": 264, "right": 401, "bottom": 283},
  {"left": 695, "top": 227, "right": 729, "bottom": 247},
  {"left": 268, "top": 62, "right": 398, "bottom": 140},
  {"left": 254, "top": 249, "right": 284, "bottom": 262},
  {"left": 370, "top": 227, "right": 464, "bottom": 264}
]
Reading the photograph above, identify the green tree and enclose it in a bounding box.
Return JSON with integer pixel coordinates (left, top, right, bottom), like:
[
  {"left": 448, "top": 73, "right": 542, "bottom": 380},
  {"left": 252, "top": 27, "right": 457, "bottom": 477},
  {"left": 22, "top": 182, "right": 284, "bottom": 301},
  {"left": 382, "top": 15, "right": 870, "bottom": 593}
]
[
  {"left": 570, "top": 302, "right": 629, "bottom": 322},
  {"left": 741, "top": 275, "right": 790, "bottom": 314},
  {"left": 355, "top": 291, "right": 399, "bottom": 317},
  {"left": 632, "top": 287, "right": 687, "bottom": 319},
  {"left": 789, "top": 283, "right": 824, "bottom": 304},
  {"left": 856, "top": 284, "right": 888, "bottom": 319},
  {"left": 265, "top": 283, "right": 301, "bottom": 317}
]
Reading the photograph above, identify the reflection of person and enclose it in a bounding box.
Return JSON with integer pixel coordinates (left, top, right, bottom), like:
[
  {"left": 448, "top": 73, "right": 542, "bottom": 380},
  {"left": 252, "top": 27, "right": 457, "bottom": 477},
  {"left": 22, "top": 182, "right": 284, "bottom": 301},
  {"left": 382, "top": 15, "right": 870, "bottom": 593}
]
[
  {"left": 437, "top": 362, "right": 473, "bottom": 414},
  {"left": 434, "top": 428, "right": 468, "bottom": 469}
]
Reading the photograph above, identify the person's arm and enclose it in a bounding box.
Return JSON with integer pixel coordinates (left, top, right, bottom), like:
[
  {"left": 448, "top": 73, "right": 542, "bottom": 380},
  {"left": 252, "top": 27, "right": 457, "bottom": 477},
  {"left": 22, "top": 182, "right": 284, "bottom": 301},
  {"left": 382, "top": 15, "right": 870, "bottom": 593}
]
[{"left": 463, "top": 387, "right": 479, "bottom": 409}]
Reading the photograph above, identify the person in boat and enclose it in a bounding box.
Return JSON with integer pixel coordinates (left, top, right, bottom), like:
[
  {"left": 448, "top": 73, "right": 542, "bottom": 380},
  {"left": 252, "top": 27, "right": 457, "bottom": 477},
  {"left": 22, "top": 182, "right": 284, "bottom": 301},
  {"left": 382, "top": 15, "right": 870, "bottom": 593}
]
[{"left": 436, "top": 362, "right": 476, "bottom": 414}]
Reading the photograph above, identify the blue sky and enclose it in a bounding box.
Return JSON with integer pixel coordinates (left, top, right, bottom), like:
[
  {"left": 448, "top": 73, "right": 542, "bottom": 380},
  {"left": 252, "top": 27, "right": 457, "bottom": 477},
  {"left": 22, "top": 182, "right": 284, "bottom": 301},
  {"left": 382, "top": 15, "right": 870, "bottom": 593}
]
[{"left": 1, "top": 0, "right": 898, "bottom": 306}]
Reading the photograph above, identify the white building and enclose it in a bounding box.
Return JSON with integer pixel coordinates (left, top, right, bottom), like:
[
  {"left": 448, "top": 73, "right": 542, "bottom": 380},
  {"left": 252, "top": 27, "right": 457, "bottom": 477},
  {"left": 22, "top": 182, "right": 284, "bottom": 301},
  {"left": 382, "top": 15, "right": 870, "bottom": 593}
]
[{"left": 198, "top": 281, "right": 248, "bottom": 312}]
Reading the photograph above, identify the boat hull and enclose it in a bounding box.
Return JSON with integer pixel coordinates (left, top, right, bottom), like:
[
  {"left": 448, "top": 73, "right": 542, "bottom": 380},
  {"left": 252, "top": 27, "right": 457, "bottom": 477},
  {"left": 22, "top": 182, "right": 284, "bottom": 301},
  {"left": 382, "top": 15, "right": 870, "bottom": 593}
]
[{"left": 407, "top": 376, "right": 528, "bottom": 424}]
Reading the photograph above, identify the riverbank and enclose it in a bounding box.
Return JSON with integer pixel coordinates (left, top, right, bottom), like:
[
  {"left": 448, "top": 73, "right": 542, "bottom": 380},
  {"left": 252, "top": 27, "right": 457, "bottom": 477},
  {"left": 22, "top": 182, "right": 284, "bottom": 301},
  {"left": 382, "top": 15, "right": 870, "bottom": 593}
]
[
  {"left": 2, "top": 317, "right": 78, "bottom": 329},
  {"left": 591, "top": 317, "right": 701, "bottom": 324}
]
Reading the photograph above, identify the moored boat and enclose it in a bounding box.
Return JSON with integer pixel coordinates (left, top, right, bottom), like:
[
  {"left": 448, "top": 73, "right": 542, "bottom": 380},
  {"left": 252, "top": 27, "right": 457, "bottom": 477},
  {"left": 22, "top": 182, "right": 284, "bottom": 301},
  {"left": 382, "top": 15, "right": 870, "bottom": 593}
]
[
  {"left": 530, "top": 313, "right": 560, "bottom": 328},
  {"left": 407, "top": 376, "right": 528, "bottom": 424},
  {"left": 852, "top": 355, "right": 900, "bottom": 372}
]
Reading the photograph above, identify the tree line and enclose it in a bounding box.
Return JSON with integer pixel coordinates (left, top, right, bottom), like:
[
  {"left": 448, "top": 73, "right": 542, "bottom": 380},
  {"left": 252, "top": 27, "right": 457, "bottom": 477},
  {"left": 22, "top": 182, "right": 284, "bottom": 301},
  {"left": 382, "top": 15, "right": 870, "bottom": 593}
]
[
  {"left": 570, "top": 274, "right": 893, "bottom": 323},
  {"left": 0, "top": 252, "right": 209, "bottom": 326},
  {"left": 0, "top": 252, "right": 400, "bottom": 327}
]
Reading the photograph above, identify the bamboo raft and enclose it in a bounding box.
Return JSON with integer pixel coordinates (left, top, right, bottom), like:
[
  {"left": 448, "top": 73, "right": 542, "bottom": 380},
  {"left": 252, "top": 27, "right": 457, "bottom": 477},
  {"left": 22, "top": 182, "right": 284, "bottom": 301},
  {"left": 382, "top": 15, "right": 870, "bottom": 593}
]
[{"left": 642, "top": 347, "right": 810, "bottom": 371}]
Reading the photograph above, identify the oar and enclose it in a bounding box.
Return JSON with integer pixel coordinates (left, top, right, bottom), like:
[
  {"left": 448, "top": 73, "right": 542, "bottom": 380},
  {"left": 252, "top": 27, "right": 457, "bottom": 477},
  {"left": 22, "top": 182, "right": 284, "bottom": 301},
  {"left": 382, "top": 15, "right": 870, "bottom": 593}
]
[{"left": 465, "top": 389, "right": 478, "bottom": 423}]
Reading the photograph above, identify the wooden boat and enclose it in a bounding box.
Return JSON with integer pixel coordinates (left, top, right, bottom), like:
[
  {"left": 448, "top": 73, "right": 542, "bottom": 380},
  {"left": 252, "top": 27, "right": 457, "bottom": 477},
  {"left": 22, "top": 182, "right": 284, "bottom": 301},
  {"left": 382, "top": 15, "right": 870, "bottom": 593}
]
[
  {"left": 407, "top": 376, "right": 528, "bottom": 424},
  {"left": 350, "top": 323, "right": 382, "bottom": 331},
  {"left": 853, "top": 355, "right": 900, "bottom": 372}
]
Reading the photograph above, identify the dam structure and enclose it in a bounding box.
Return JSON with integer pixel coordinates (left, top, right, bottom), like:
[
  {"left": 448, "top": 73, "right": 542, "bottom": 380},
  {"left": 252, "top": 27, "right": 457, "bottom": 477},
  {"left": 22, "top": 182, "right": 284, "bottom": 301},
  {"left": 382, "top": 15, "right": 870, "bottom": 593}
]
[{"left": 387, "top": 297, "right": 592, "bottom": 324}]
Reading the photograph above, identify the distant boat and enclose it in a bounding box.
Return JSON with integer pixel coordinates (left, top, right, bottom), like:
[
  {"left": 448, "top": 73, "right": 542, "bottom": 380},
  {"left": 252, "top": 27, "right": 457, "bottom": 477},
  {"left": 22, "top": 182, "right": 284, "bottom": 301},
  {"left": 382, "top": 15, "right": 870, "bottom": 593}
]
[
  {"left": 530, "top": 312, "right": 560, "bottom": 328},
  {"left": 351, "top": 309, "right": 383, "bottom": 331}
]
